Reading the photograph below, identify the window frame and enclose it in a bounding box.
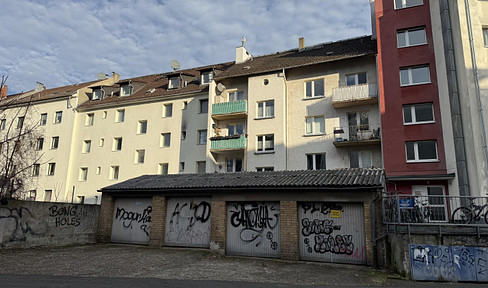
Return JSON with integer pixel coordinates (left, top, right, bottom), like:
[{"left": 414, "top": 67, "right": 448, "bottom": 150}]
[
  {"left": 112, "top": 137, "right": 123, "bottom": 151},
  {"left": 256, "top": 100, "right": 275, "bottom": 119},
  {"left": 304, "top": 78, "right": 325, "bottom": 99},
  {"left": 256, "top": 134, "right": 274, "bottom": 153},
  {"left": 349, "top": 151, "right": 373, "bottom": 168},
  {"left": 135, "top": 149, "right": 145, "bottom": 164},
  {"left": 405, "top": 140, "right": 438, "bottom": 163},
  {"left": 115, "top": 109, "right": 125, "bottom": 123},
  {"left": 32, "top": 163, "right": 40, "bottom": 177},
  {"left": 159, "top": 163, "right": 169, "bottom": 175},
  {"left": 201, "top": 71, "right": 213, "bottom": 85},
  {"left": 0, "top": 119, "right": 5, "bottom": 130},
  {"left": 394, "top": 0, "right": 423, "bottom": 9},
  {"left": 227, "top": 123, "right": 245, "bottom": 136},
  {"left": 82, "top": 140, "right": 91, "bottom": 153},
  {"left": 40, "top": 113, "right": 47, "bottom": 126},
  {"left": 92, "top": 89, "right": 102, "bottom": 100},
  {"left": 79, "top": 167, "right": 88, "bottom": 181},
  {"left": 163, "top": 103, "right": 173, "bottom": 118},
  {"left": 137, "top": 120, "right": 148, "bottom": 134},
  {"left": 256, "top": 167, "right": 274, "bottom": 172},
  {"left": 228, "top": 90, "right": 245, "bottom": 102},
  {"left": 54, "top": 111, "right": 62, "bottom": 124},
  {"left": 120, "top": 85, "right": 131, "bottom": 97},
  {"left": 36, "top": 137, "right": 44, "bottom": 150},
  {"left": 199, "top": 99, "right": 209, "bottom": 113},
  {"left": 306, "top": 153, "right": 326, "bottom": 170},
  {"left": 403, "top": 103, "right": 435, "bottom": 125},
  {"left": 226, "top": 158, "right": 243, "bottom": 172},
  {"left": 161, "top": 133, "right": 171, "bottom": 147},
  {"left": 345, "top": 72, "right": 367, "bottom": 86},
  {"left": 483, "top": 27, "right": 488, "bottom": 47},
  {"left": 400, "top": 65, "right": 431, "bottom": 86},
  {"left": 397, "top": 27, "right": 427, "bottom": 48},
  {"left": 110, "top": 166, "right": 119, "bottom": 180},
  {"left": 197, "top": 161, "right": 206, "bottom": 174},
  {"left": 85, "top": 113, "right": 94, "bottom": 126},
  {"left": 17, "top": 116, "right": 24, "bottom": 129},
  {"left": 198, "top": 130, "right": 207, "bottom": 145},
  {"left": 305, "top": 116, "right": 325, "bottom": 136},
  {"left": 47, "top": 163, "right": 56, "bottom": 176},
  {"left": 51, "top": 136, "right": 59, "bottom": 149},
  {"left": 168, "top": 77, "right": 180, "bottom": 89}
]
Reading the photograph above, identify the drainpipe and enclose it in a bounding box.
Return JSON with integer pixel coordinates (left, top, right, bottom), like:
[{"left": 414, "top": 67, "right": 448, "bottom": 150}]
[{"left": 283, "top": 68, "right": 288, "bottom": 170}]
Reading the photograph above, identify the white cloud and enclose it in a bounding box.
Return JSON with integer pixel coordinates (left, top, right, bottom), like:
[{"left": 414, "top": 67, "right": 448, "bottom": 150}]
[{"left": 0, "top": 0, "right": 372, "bottom": 94}]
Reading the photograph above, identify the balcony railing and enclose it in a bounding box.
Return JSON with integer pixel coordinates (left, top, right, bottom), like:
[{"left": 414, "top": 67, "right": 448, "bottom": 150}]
[
  {"left": 332, "top": 84, "right": 378, "bottom": 108},
  {"left": 383, "top": 194, "right": 488, "bottom": 225},
  {"left": 333, "top": 123, "right": 381, "bottom": 147},
  {"left": 212, "top": 100, "right": 247, "bottom": 119},
  {"left": 210, "top": 134, "right": 247, "bottom": 151}
]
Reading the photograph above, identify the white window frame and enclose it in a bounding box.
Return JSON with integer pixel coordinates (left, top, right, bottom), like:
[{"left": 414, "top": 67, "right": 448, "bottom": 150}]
[
  {"left": 135, "top": 149, "right": 145, "bottom": 164},
  {"left": 201, "top": 71, "right": 213, "bottom": 85},
  {"left": 400, "top": 66, "right": 431, "bottom": 86},
  {"left": 115, "top": 109, "right": 125, "bottom": 123},
  {"left": 394, "top": 0, "right": 423, "bottom": 9},
  {"left": 47, "top": 163, "right": 56, "bottom": 176},
  {"left": 397, "top": 27, "right": 427, "bottom": 48},
  {"left": 305, "top": 116, "right": 325, "bottom": 135},
  {"left": 96, "top": 166, "right": 101, "bottom": 175},
  {"left": 159, "top": 163, "right": 169, "bottom": 175},
  {"left": 198, "top": 130, "right": 207, "bottom": 145},
  {"left": 32, "top": 164, "right": 40, "bottom": 176},
  {"left": 36, "top": 137, "right": 44, "bottom": 150},
  {"left": 0, "top": 119, "right": 5, "bottom": 130},
  {"left": 110, "top": 166, "right": 119, "bottom": 180},
  {"left": 256, "top": 134, "right": 274, "bottom": 152},
  {"left": 138, "top": 120, "right": 147, "bottom": 134},
  {"left": 228, "top": 90, "right": 245, "bottom": 102},
  {"left": 40, "top": 113, "right": 47, "bottom": 126},
  {"left": 102, "top": 111, "right": 107, "bottom": 119},
  {"left": 257, "top": 100, "right": 274, "bottom": 119},
  {"left": 112, "top": 137, "right": 122, "bottom": 151},
  {"left": 54, "top": 111, "right": 62, "bottom": 124},
  {"left": 345, "top": 72, "right": 367, "bottom": 86},
  {"left": 226, "top": 158, "right": 243, "bottom": 172},
  {"left": 405, "top": 140, "right": 438, "bottom": 163},
  {"left": 51, "top": 136, "right": 59, "bottom": 149},
  {"left": 350, "top": 151, "right": 373, "bottom": 168},
  {"left": 82, "top": 140, "right": 91, "bottom": 153},
  {"left": 304, "top": 79, "right": 325, "bottom": 99},
  {"left": 227, "top": 123, "right": 245, "bottom": 136},
  {"left": 99, "top": 138, "right": 104, "bottom": 147},
  {"left": 120, "top": 85, "right": 131, "bottom": 97},
  {"left": 160, "top": 133, "right": 171, "bottom": 147},
  {"left": 163, "top": 103, "right": 173, "bottom": 117},
  {"left": 412, "top": 185, "right": 447, "bottom": 222},
  {"left": 483, "top": 28, "right": 488, "bottom": 47},
  {"left": 403, "top": 103, "right": 435, "bottom": 125},
  {"left": 92, "top": 89, "right": 102, "bottom": 100},
  {"left": 79, "top": 167, "right": 88, "bottom": 181},
  {"left": 168, "top": 77, "right": 180, "bottom": 89},
  {"left": 307, "top": 153, "right": 326, "bottom": 170},
  {"left": 85, "top": 113, "right": 94, "bottom": 126}
]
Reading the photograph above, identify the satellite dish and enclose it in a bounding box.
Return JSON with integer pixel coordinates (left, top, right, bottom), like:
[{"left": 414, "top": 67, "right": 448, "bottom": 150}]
[
  {"left": 97, "top": 72, "right": 108, "bottom": 80},
  {"left": 216, "top": 83, "right": 226, "bottom": 94},
  {"left": 170, "top": 60, "right": 180, "bottom": 71}
]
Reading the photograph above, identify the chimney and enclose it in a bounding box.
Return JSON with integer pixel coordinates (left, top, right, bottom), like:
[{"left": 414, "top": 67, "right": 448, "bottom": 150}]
[
  {"left": 235, "top": 36, "right": 252, "bottom": 64},
  {"left": 370, "top": 0, "right": 377, "bottom": 40},
  {"left": 0, "top": 84, "right": 7, "bottom": 99},
  {"left": 299, "top": 37, "right": 305, "bottom": 50},
  {"left": 35, "top": 82, "right": 45, "bottom": 92}
]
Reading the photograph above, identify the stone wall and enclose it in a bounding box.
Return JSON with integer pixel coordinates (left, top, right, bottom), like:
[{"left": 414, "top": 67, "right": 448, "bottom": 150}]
[{"left": 0, "top": 199, "right": 100, "bottom": 248}]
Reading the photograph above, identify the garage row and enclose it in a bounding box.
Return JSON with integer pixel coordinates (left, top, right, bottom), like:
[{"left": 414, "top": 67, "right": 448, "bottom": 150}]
[{"left": 97, "top": 169, "right": 384, "bottom": 266}]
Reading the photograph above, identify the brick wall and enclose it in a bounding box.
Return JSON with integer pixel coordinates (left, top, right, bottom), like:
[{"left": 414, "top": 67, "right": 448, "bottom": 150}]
[
  {"left": 363, "top": 202, "right": 374, "bottom": 266},
  {"left": 210, "top": 200, "right": 226, "bottom": 253},
  {"left": 96, "top": 195, "right": 115, "bottom": 243},
  {"left": 149, "top": 195, "right": 166, "bottom": 246},
  {"left": 280, "top": 201, "right": 299, "bottom": 260}
]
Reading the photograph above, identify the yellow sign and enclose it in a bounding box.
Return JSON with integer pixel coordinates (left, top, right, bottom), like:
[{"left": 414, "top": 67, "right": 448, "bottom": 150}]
[{"left": 331, "top": 210, "right": 341, "bottom": 218}]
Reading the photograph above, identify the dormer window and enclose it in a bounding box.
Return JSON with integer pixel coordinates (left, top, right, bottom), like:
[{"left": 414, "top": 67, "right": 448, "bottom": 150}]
[
  {"left": 168, "top": 77, "right": 180, "bottom": 89},
  {"left": 120, "top": 85, "right": 131, "bottom": 97},
  {"left": 93, "top": 89, "right": 102, "bottom": 100},
  {"left": 201, "top": 71, "right": 213, "bottom": 85}
]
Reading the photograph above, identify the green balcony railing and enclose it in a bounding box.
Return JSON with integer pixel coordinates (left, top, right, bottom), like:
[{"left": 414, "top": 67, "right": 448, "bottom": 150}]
[
  {"left": 212, "top": 100, "right": 248, "bottom": 116},
  {"left": 210, "top": 135, "right": 247, "bottom": 150}
]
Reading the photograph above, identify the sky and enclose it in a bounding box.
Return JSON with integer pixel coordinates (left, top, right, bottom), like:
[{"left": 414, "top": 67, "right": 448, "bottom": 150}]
[{"left": 0, "top": 0, "right": 373, "bottom": 95}]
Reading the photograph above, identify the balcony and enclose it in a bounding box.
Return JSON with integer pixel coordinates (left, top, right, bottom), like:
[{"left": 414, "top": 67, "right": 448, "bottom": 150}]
[
  {"left": 210, "top": 135, "right": 247, "bottom": 151},
  {"left": 332, "top": 84, "right": 378, "bottom": 108},
  {"left": 212, "top": 100, "right": 248, "bottom": 120},
  {"left": 333, "top": 123, "right": 381, "bottom": 147}
]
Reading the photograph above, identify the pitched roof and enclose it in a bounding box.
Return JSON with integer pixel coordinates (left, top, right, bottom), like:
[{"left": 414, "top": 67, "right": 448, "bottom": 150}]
[
  {"left": 215, "top": 36, "right": 377, "bottom": 80},
  {"left": 100, "top": 168, "right": 384, "bottom": 193}
]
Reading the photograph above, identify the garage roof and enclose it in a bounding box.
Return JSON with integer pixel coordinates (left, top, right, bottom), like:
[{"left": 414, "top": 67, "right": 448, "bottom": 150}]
[{"left": 99, "top": 168, "right": 384, "bottom": 192}]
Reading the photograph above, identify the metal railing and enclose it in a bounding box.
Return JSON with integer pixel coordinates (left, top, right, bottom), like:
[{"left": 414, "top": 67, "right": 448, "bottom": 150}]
[
  {"left": 383, "top": 194, "right": 488, "bottom": 225},
  {"left": 333, "top": 123, "right": 381, "bottom": 142}
]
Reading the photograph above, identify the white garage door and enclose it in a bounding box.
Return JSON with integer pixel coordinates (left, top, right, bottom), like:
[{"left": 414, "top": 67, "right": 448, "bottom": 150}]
[{"left": 111, "top": 198, "right": 152, "bottom": 245}]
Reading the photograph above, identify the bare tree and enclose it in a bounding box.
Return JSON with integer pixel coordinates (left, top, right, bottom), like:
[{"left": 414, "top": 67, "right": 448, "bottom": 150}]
[{"left": 0, "top": 76, "right": 43, "bottom": 203}]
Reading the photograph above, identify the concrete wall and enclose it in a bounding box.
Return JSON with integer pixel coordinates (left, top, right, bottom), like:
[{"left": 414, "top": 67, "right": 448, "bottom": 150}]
[{"left": 0, "top": 199, "right": 100, "bottom": 248}]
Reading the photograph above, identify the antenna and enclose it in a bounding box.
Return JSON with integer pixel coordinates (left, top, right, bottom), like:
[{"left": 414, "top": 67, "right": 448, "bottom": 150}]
[
  {"left": 97, "top": 72, "right": 108, "bottom": 80},
  {"left": 216, "top": 83, "right": 226, "bottom": 95},
  {"left": 170, "top": 60, "right": 180, "bottom": 71}
]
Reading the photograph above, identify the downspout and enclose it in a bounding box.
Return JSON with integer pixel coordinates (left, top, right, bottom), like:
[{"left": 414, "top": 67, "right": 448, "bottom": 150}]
[
  {"left": 464, "top": 0, "right": 488, "bottom": 182},
  {"left": 283, "top": 68, "right": 288, "bottom": 170}
]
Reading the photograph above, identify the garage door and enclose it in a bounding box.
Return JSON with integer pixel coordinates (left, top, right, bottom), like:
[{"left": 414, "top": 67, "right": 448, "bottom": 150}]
[
  {"left": 298, "top": 202, "right": 366, "bottom": 264},
  {"left": 226, "top": 201, "right": 280, "bottom": 258},
  {"left": 165, "top": 197, "right": 211, "bottom": 247},
  {"left": 111, "top": 198, "right": 152, "bottom": 245}
]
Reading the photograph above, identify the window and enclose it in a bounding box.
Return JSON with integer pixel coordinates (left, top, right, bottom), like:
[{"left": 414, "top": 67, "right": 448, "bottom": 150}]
[
  {"left": 40, "top": 113, "right": 47, "bottom": 126},
  {"left": 99, "top": 138, "right": 104, "bottom": 147},
  {"left": 412, "top": 185, "right": 447, "bottom": 222},
  {"left": 36, "top": 138, "right": 44, "bottom": 150},
  {"left": 169, "top": 77, "right": 180, "bottom": 89},
  {"left": 198, "top": 130, "right": 207, "bottom": 145},
  {"left": 28, "top": 190, "right": 36, "bottom": 201},
  {"left": 54, "top": 111, "right": 62, "bottom": 124},
  {"left": 116, "top": 109, "right": 125, "bottom": 122},
  {"left": 51, "top": 136, "right": 59, "bottom": 149},
  {"left": 403, "top": 103, "right": 434, "bottom": 124},
  {"left": 394, "top": 0, "right": 423, "bottom": 9},
  {"left": 83, "top": 140, "right": 91, "bottom": 153},
  {"left": 32, "top": 164, "right": 40, "bottom": 176},
  {"left": 0, "top": 119, "right": 5, "bottom": 130},
  {"left": 44, "top": 190, "right": 52, "bottom": 202},
  {"left": 161, "top": 133, "right": 171, "bottom": 147},
  {"left": 110, "top": 166, "right": 119, "bottom": 180},
  {"left": 307, "top": 153, "right": 326, "bottom": 170},
  {"left": 120, "top": 85, "right": 131, "bottom": 96},
  {"left": 179, "top": 162, "right": 185, "bottom": 172},
  {"left": 346, "top": 73, "right": 367, "bottom": 86},
  {"left": 47, "top": 163, "right": 56, "bottom": 176},
  {"left": 226, "top": 158, "right": 243, "bottom": 172},
  {"left": 397, "top": 27, "right": 427, "bottom": 48},
  {"left": 197, "top": 161, "right": 206, "bottom": 174},
  {"left": 201, "top": 71, "right": 213, "bottom": 84},
  {"left": 228, "top": 91, "right": 244, "bottom": 102},
  {"left": 138, "top": 120, "right": 147, "bottom": 134},
  {"left": 350, "top": 151, "right": 372, "bottom": 168},
  {"left": 17, "top": 116, "right": 24, "bottom": 129},
  {"left": 305, "top": 79, "right": 324, "bottom": 98},
  {"left": 257, "top": 134, "right": 274, "bottom": 152},
  {"left": 181, "top": 131, "right": 187, "bottom": 140},
  {"left": 200, "top": 99, "right": 208, "bottom": 113},
  {"left": 102, "top": 111, "right": 107, "bottom": 119},
  {"left": 406, "top": 140, "right": 438, "bottom": 162},
  {"left": 96, "top": 166, "right": 101, "bottom": 175},
  {"left": 113, "top": 137, "right": 122, "bottom": 151},
  {"left": 257, "top": 167, "right": 274, "bottom": 172},
  {"left": 483, "top": 28, "right": 488, "bottom": 47},
  {"left": 79, "top": 167, "right": 88, "bottom": 181},
  {"left": 400, "top": 66, "right": 430, "bottom": 86},
  {"left": 85, "top": 113, "right": 94, "bottom": 126},
  {"left": 159, "top": 163, "right": 169, "bottom": 175},
  {"left": 227, "top": 123, "right": 244, "bottom": 136},
  {"left": 257, "top": 100, "right": 274, "bottom": 118},
  {"left": 183, "top": 101, "right": 188, "bottom": 110},
  {"left": 163, "top": 104, "right": 173, "bottom": 117},
  {"left": 92, "top": 89, "right": 102, "bottom": 100},
  {"left": 135, "top": 149, "right": 145, "bottom": 164},
  {"left": 305, "top": 116, "right": 325, "bottom": 135}
]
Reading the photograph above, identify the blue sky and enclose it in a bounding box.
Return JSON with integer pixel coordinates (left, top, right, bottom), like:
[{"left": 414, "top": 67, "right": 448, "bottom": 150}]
[{"left": 0, "top": 0, "right": 372, "bottom": 94}]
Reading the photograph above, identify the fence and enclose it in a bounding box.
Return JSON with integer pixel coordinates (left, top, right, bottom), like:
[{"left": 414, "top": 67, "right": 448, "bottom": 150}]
[{"left": 383, "top": 194, "right": 488, "bottom": 225}]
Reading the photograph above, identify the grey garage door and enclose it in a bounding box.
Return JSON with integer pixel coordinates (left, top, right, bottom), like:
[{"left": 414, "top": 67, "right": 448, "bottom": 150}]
[
  {"left": 165, "top": 197, "right": 211, "bottom": 247},
  {"left": 298, "top": 202, "right": 366, "bottom": 264},
  {"left": 226, "top": 201, "right": 280, "bottom": 258},
  {"left": 111, "top": 198, "right": 152, "bottom": 245}
]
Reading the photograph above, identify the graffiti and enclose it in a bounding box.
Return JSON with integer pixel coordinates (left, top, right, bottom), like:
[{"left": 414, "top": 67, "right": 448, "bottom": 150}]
[
  {"left": 166, "top": 198, "right": 211, "bottom": 246},
  {"left": 301, "top": 202, "right": 343, "bottom": 216},
  {"left": 115, "top": 206, "right": 152, "bottom": 230},
  {"left": 301, "top": 218, "right": 341, "bottom": 237},
  {"left": 0, "top": 207, "right": 47, "bottom": 243},
  {"left": 49, "top": 205, "right": 81, "bottom": 227},
  {"left": 230, "top": 202, "right": 279, "bottom": 229},
  {"left": 170, "top": 200, "right": 211, "bottom": 227},
  {"left": 304, "top": 234, "right": 354, "bottom": 255}
]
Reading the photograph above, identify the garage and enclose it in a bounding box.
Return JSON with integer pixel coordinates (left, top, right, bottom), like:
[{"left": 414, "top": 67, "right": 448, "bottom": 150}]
[{"left": 111, "top": 198, "right": 152, "bottom": 245}]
